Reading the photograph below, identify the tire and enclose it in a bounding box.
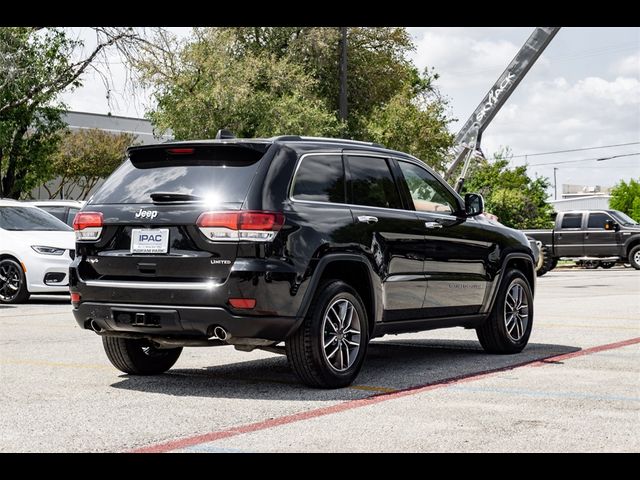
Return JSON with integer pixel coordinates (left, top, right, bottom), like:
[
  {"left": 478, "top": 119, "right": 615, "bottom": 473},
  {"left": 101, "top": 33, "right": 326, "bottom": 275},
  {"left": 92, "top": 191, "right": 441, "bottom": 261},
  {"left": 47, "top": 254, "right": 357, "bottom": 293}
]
[
  {"left": 629, "top": 245, "right": 640, "bottom": 270},
  {"left": 600, "top": 261, "right": 615, "bottom": 269},
  {"left": 286, "top": 280, "right": 369, "bottom": 388},
  {"left": 476, "top": 269, "right": 533, "bottom": 354},
  {"left": 102, "top": 337, "right": 182, "bottom": 375},
  {"left": 536, "top": 245, "right": 555, "bottom": 277},
  {"left": 0, "top": 258, "right": 30, "bottom": 304},
  {"left": 583, "top": 260, "right": 599, "bottom": 269}
]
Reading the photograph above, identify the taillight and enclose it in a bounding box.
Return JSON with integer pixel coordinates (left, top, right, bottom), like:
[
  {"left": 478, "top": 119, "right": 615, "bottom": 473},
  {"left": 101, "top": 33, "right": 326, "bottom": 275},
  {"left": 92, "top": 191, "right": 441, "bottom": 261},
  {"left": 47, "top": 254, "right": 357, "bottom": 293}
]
[
  {"left": 73, "top": 212, "right": 103, "bottom": 241},
  {"left": 196, "top": 210, "right": 284, "bottom": 242}
]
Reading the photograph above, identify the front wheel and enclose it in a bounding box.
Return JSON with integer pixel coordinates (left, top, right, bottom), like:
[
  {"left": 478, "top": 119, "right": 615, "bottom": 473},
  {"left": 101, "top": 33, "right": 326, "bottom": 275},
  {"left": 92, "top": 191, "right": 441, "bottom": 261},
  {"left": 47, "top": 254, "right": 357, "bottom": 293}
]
[
  {"left": 629, "top": 245, "right": 640, "bottom": 270},
  {"left": 286, "top": 280, "right": 369, "bottom": 388},
  {"left": 0, "top": 258, "right": 30, "bottom": 304},
  {"left": 536, "top": 245, "right": 555, "bottom": 277},
  {"left": 600, "top": 261, "right": 615, "bottom": 269},
  {"left": 102, "top": 337, "right": 182, "bottom": 375},
  {"left": 477, "top": 269, "right": 533, "bottom": 354}
]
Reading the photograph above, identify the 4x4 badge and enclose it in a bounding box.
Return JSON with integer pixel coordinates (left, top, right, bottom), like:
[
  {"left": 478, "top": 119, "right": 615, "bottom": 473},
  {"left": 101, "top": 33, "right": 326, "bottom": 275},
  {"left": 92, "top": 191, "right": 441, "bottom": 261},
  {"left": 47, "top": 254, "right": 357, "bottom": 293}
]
[{"left": 134, "top": 209, "right": 158, "bottom": 219}]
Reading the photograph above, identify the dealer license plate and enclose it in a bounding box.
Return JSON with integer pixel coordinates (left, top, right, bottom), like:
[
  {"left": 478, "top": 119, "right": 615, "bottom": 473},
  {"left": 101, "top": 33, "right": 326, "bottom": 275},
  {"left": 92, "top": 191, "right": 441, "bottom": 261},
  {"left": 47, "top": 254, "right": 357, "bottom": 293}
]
[{"left": 130, "top": 229, "right": 169, "bottom": 254}]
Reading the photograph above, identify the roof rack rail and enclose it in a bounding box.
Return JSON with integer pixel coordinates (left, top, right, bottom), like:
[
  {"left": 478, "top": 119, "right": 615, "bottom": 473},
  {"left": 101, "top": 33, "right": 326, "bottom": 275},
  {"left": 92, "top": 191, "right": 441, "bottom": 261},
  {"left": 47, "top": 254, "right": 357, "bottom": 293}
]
[{"left": 270, "top": 135, "right": 384, "bottom": 149}]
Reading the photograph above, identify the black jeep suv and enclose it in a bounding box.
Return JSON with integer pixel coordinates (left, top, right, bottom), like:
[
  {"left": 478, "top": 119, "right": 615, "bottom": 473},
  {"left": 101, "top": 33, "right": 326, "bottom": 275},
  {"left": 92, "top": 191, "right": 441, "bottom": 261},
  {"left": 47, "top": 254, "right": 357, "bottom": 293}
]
[{"left": 70, "top": 136, "right": 536, "bottom": 388}]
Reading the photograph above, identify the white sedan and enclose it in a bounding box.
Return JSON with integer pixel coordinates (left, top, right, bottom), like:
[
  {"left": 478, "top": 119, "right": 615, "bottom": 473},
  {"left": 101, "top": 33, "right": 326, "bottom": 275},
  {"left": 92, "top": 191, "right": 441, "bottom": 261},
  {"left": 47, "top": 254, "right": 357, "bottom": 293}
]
[{"left": 0, "top": 200, "right": 75, "bottom": 303}]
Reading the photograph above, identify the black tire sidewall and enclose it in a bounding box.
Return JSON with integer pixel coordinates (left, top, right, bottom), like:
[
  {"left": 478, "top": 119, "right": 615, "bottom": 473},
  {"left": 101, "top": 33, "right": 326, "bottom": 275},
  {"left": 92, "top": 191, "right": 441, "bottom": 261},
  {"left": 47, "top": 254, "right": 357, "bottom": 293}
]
[
  {"left": 493, "top": 270, "right": 534, "bottom": 351},
  {"left": 306, "top": 281, "right": 369, "bottom": 386},
  {"left": 536, "top": 245, "right": 554, "bottom": 277},
  {"left": 629, "top": 246, "right": 640, "bottom": 270},
  {"left": 0, "top": 258, "right": 29, "bottom": 304}
]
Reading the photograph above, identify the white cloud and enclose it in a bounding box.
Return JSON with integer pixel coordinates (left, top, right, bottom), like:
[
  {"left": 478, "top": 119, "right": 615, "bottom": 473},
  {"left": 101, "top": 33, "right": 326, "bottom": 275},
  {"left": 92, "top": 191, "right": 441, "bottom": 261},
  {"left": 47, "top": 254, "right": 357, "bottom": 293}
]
[
  {"left": 612, "top": 53, "right": 640, "bottom": 77},
  {"left": 408, "top": 28, "right": 548, "bottom": 91},
  {"left": 482, "top": 75, "right": 640, "bottom": 187}
]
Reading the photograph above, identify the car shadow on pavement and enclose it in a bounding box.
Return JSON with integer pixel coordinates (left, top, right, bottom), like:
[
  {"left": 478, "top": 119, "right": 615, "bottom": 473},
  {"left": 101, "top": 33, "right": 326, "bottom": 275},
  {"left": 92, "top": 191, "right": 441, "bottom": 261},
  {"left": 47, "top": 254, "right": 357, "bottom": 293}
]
[{"left": 110, "top": 339, "right": 580, "bottom": 401}]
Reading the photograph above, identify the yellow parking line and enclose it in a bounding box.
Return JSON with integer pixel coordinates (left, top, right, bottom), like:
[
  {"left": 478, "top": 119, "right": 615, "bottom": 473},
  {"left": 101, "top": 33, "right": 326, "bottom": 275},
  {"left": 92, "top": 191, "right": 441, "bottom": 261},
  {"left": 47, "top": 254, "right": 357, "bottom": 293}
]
[
  {"left": 0, "top": 359, "right": 112, "bottom": 370},
  {"left": 350, "top": 385, "right": 398, "bottom": 393}
]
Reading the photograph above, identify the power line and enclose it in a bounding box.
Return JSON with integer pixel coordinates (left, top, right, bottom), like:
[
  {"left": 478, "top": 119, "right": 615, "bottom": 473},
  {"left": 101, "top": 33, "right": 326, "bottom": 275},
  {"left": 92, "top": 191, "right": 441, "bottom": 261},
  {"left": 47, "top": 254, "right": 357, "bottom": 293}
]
[
  {"left": 526, "top": 152, "right": 640, "bottom": 167},
  {"left": 510, "top": 142, "right": 640, "bottom": 159}
]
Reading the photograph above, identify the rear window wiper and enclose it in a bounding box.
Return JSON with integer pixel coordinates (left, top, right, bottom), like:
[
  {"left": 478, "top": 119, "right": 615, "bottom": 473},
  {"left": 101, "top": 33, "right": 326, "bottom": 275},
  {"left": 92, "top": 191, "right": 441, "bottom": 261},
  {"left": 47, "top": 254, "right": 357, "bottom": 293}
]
[{"left": 150, "top": 192, "right": 204, "bottom": 203}]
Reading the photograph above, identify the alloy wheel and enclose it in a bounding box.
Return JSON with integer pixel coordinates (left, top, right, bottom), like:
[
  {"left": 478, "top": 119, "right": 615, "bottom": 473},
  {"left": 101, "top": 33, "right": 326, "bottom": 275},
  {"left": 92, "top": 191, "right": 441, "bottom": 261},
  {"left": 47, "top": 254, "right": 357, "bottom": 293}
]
[{"left": 321, "top": 298, "right": 362, "bottom": 372}]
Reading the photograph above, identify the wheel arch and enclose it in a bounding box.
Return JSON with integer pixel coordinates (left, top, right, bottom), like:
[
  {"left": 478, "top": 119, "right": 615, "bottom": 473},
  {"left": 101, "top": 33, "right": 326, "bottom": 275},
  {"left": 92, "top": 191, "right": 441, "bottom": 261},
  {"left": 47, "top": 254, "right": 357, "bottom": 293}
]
[
  {"left": 486, "top": 253, "right": 535, "bottom": 314},
  {"left": 291, "top": 254, "right": 379, "bottom": 336}
]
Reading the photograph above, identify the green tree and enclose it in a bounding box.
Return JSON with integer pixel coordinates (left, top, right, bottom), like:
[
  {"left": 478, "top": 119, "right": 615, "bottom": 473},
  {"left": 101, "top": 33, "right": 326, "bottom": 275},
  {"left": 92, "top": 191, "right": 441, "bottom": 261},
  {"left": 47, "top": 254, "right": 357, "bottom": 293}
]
[
  {"left": 1, "top": 27, "right": 158, "bottom": 199},
  {"left": 462, "top": 149, "right": 555, "bottom": 229},
  {"left": 136, "top": 27, "right": 454, "bottom": 170},
  {"left": 44, "top": 129, "right": 137, "bottom": 200},
  {"left": 139, "top": 29, "right": 339, "bottom": 139},
  {"left": 609, "top": 178, "right": 640, "bottom": 222}
]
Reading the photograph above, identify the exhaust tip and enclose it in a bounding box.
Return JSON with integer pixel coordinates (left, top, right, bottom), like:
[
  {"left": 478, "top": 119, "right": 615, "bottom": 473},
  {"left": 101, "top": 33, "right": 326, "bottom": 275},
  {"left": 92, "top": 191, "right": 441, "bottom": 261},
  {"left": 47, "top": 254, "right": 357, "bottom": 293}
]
[
  {"left": 213, "top": 326, "right": 228, "bottom": 341},
  {"left": 90, "top": 320, "right": 103, "bottom": 333}
]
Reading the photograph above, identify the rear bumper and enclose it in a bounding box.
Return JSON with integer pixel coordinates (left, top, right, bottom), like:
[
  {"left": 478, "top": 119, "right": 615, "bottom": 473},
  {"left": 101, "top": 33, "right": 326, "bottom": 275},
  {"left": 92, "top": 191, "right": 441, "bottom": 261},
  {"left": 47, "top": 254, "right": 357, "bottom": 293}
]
[{"left": 72, "top": 302, "right": 297, "bottom": 341}]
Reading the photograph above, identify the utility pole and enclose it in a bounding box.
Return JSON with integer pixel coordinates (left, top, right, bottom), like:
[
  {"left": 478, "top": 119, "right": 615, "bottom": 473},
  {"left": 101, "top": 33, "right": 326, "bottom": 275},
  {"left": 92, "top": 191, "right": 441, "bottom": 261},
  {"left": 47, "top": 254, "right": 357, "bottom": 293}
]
[
  {"left": 338, "top": 27, "right": 348, "bottom": 124},
  {"left": 553, "top": 167, "right": 558, "bottom": 200}
]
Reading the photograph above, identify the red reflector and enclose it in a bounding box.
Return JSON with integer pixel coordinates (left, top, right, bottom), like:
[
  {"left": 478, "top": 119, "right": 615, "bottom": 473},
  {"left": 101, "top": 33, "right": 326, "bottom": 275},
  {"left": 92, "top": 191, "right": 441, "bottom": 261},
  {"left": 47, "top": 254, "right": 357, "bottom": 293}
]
[
  {"left": 167, "top": 148, "right": 195, "bottom": 155},
  {"left": 73, "top": 212, "right": 103, "bottom": 230},
  {"left": 70, "top": 292, "right": 81, "bottom": 303},
  {"left": 228, "top": 298, "right": 256, "bottom": 309}
]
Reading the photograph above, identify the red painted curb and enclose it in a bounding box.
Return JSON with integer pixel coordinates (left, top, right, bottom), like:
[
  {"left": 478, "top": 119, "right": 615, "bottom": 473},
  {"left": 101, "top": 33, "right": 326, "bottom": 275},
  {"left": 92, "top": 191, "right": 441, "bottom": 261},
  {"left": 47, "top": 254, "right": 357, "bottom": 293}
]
[{"left": 131, "top": 336, "right": 640, "bottom": 453}]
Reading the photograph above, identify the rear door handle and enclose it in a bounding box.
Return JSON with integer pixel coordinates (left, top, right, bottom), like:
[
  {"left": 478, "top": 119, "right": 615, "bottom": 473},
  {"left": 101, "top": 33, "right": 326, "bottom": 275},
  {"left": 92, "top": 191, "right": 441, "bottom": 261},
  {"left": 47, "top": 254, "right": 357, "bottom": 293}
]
[
  {"left": 424, "top": 221, "right": 443, "bottom": 229},
  {"left": 357, "top": 215, "right": 378, "bottom": 224}
]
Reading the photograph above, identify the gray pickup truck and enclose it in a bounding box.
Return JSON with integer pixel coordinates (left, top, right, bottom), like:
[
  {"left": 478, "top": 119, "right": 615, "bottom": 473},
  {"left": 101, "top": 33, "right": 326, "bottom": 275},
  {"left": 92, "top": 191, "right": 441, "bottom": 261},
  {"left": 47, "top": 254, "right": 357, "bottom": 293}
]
[{"left": 525, "top": 209, "right": 640, "bottom": 276}]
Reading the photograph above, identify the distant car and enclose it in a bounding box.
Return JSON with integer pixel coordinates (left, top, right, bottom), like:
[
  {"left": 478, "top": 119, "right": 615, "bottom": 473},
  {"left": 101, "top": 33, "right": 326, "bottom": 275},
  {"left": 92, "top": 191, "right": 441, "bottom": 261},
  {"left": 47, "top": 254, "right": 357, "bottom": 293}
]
[
  {"left": 525, "top": 209, "right": 640, "bottom": 275},
  {"left": 0, "top": 200, "right": 75, "bottom": 304},
  {"left": 27, "top": 200, "right": 84, "bottom": 227}
]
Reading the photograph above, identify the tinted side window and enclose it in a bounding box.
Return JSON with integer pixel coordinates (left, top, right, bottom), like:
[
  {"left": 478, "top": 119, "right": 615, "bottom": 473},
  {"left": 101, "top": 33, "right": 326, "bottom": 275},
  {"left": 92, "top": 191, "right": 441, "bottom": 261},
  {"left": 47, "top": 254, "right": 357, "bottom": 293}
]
[
  {"left": 561, "top": 213, "right": 583, "bottom": 229},
  {"left": 397, "top": 161, "right": 457, "bottom": 214},
  {"left": 587, "top": 213, "right": 611, "bottom": 229},
  {"left": 292, "top": 155, "right": 345, "bottom": 203},
  {"left": 0, "top": 207, "right": 72, "bottom": 231},
  {"left": 348, "top": 156, "right": 402, "bottom": 209},
  {"left": 39, "top": 206, "right": 67, "bottom": 222}
]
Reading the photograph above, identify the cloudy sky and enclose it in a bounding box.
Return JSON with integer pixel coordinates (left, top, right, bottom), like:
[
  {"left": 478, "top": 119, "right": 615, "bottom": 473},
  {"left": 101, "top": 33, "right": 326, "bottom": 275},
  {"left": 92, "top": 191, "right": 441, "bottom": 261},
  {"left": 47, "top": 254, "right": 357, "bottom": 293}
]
[{"left": 61, "top": 27, "right": 640, "bottom": 192}]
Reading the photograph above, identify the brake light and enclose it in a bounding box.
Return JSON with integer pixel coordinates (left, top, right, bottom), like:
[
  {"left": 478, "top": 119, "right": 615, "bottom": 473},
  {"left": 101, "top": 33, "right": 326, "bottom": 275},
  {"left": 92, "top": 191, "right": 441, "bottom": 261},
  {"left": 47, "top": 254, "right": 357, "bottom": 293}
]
[
  {"left": 70, "top": 292, "right": 81, "bottom": 307},
  {"left": 197, "top": 211, "right": 284, "bottom": 242},
  {"left": 73, "top": 212, "right": 103, "bottom": 241},
  {"left": 167, "top": 148, "right": 195, "bottom": 155}
]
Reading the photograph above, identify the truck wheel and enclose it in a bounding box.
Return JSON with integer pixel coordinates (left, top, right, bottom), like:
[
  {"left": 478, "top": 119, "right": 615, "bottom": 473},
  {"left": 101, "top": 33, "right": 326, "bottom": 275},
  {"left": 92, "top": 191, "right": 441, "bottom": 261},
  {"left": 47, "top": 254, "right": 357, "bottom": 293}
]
[
  {"left": 536, "top": 245, "right": 555, "bottom": 277},
  {"left": 0, "top": 258, "right": 30, "bottom": 304},
  {"left": 102, "top": 337, "right": 182, "bottom": 375},
  {"left": 477, "top": 269, "right": 533, "bottom": 354},
  {"left": 583, "top": 260, "right": 599, "bottom": 269},
  {"left": 600, "top": 261, "right": 615, "bottom": 269},
  {"left": 629, "top": 245, "right": 640, "bottom": 270},
  {"left": 286, "top": 280, "right": 369, "bottom": 388}
]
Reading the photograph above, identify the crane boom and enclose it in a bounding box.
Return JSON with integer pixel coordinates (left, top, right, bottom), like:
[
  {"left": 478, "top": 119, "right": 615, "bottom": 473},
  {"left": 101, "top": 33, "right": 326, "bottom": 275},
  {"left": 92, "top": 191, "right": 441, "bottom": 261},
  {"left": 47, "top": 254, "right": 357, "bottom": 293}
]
[{"left": 445, "top": 27, "right": 561, "bottom": 191}]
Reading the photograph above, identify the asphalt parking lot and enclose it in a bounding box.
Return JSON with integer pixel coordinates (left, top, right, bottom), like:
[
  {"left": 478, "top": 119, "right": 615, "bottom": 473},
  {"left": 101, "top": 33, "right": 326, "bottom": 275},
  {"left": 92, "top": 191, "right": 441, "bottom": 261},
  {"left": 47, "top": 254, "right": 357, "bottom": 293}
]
[{"left": 1, "top": 268, "right": 638, "bottom": 452}]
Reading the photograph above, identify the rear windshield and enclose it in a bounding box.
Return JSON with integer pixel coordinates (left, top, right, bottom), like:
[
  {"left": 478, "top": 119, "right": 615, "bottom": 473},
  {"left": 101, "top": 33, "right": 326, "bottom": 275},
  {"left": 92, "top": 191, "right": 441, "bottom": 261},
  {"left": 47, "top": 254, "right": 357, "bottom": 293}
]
[
  {"left": 0, "top": 206, "right": 72, "bottom": 231},
  {"left": 88, "top": 145, "right": 266, "bottom": 205}
]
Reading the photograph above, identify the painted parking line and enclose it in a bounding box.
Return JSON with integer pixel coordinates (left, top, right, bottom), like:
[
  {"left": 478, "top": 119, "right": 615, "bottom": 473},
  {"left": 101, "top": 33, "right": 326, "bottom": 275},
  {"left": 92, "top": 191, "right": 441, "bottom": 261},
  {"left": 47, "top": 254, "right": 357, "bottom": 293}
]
[{"left": 130, "top": 336, "right": 640, "bottom": 453}]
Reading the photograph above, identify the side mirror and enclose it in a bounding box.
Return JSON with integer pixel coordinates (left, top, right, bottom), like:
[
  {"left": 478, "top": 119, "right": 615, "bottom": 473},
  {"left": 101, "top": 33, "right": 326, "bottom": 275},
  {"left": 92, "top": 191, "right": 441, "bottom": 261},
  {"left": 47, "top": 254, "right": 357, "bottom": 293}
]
[
  {"left": 464, "top": 193, "right": 484, "bottom": 217},
  {"left": 604, "top": 219, "right": 618, "bottom": 231}
]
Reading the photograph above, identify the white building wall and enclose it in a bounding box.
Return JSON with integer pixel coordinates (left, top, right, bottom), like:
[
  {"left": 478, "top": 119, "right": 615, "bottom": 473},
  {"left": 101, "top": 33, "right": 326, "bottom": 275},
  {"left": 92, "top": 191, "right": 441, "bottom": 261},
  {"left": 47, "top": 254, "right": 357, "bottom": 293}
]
[{"left": 550, "top": 196, "right": 611, "bottom": 212}]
